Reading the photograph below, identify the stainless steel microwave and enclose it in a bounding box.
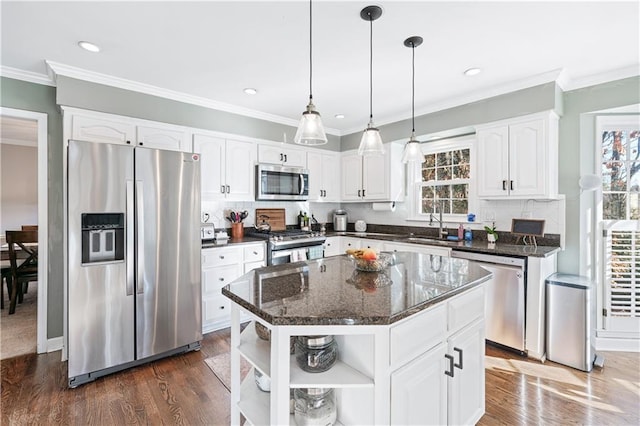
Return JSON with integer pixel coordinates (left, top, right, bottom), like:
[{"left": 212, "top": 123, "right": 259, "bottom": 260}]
[{"left": 255, "top": 164, "right": 309, "bottom": 201}]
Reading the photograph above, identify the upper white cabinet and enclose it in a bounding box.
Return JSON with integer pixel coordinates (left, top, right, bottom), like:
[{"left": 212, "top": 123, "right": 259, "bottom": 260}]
[
  {"left": 476, "top": 111, "right": 558, "bottom": 199},
  {"left": 193, "top": 134, "right": 256, "bottom": 201},
  {"left": 258, "top": 144, "right": 306, "bottom": 168},
  {"left": 307, "top": 151, "right": 340, "bottom": 201},
  {"left": 66, "top": 108, "right": 191, "bottom": 152},
  {"left": 341, "top": 143, "right": 403, "bottom": 202}
]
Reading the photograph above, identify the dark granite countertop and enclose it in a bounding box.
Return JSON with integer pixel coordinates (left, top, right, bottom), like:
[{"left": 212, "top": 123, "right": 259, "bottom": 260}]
[
  {"left": 202, "top": 236, "right": 266, "bottom": 249},
  {"left": 222, "top": 252, "right": 491, "bottom": 326},
  {"left": 326, "top": 231, "right": 560, "bottom": 258}
]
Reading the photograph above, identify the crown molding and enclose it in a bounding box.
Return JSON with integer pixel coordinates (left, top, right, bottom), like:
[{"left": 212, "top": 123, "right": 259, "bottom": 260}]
[
  {"left": 0, "top": 65, "right": 55, "bottom": 86},
  {"left": 45, "top": 61, "right": 341, "bottom": 136},
  {"left": 561, "top": 65, "right": 640, "bottom": 91}
]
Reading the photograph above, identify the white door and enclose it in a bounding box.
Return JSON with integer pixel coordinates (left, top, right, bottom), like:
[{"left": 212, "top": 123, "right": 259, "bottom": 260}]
[
  {"left": 322, "top": 152, "right": 340, "bottom": 201},
  {"left": 391, "top": 343, "right": 448, "bottom": 425},
  {"left": 362, "top": 154, "right": 388, "bottom": 200},
  {"left": 341, "top": 153, "right": 363, "bottom": 200},
  {"left": 447, "top": 319, "right": 485, "bottom": 426},
  {"left": 71, "top": 114, "right": 135, "bottom": 145},
  {"left": 307, "top": 151, "right": 324, "bottom": 201},
  {"left": 477, "top": 126, "right": 510, "bottom": 197},
  {"left": 225, "top": 139, "right": 256, "bottom": 201},
  {"left": 509, "top": 118, "right": 546, "bottom": 197},
  {"left": 136, "top": 125, "right": 190, "bottom": 152},
  {"left": 194, "top": 134, "right": 225, "bottom": 200}
]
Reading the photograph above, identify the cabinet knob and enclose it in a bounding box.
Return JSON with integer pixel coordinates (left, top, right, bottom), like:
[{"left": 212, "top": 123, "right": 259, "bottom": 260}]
[
  {"left": 219, "top": 278, "right": 225, "bottom": 281},
  {"left": 126, "top": 140, "right": 131, "bottom": 144},
  {"left": 219, "top": 305, "right": 225, "bottom": 310},
  {"left": 139, "top": 142, "right": 144, "bottom": 146},
  {"left": 219, "top": 255, "right": 225, "bottom": 259},
  {"left": 252, "top": 251, "right": 258, "bottom": 255}
]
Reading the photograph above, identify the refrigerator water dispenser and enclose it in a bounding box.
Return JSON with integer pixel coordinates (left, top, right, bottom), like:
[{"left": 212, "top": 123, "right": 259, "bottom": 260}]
[{"left": 81, "top": 213, "right": 125, "bottom": 264}]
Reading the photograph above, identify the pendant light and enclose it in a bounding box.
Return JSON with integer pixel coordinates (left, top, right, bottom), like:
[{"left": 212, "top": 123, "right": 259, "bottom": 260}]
[
  {"left": 294, "top": 0, "right": 328, "bottom": 146},
  {"left": 401, "top": 36, "right": 425, "bottom": 163},
  {"left": 357, "top": 5, "right": 384, "bottom": 157}
]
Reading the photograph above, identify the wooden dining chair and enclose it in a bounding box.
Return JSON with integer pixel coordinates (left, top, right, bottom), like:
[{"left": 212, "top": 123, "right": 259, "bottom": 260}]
[
  {"left": 6, "top": 230, "right": 38, "bottom": 315},
  {"left": 21, "top": 225, "right": 38, "bottom": 231},
  {"left": 1, "top": 261, "right": 11, "bottom": 309}
]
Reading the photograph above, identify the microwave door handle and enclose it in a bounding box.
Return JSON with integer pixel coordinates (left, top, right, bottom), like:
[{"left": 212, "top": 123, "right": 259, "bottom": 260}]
[{"left": 299, "top": 174, "right": 304, "bottom": 195}]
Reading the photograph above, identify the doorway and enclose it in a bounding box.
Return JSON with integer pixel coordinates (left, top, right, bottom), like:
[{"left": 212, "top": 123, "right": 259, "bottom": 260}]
[{"left": 0, "top": 107, "right": 48, "bottom": 356}]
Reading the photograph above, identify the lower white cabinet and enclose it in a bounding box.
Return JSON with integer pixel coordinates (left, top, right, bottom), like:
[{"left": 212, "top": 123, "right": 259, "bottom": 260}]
[
  {"left": 201, "top": 243, "right": 265, "bottom": 333},
  {"left": 323, "top": 236, "right": 342, "bottom": 257},
  {"left": 384, "top": 241, "right": 451, "bottom": 257}
]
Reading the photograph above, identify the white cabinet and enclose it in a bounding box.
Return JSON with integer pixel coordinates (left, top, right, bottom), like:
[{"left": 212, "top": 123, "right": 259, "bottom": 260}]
[
  {"left": 476, "top": 111, "right": 558, "bottom": 199},
  {"left": 323, "top": 236, "right": 342, "bottom": 257},
  {"left": 340, "top": 237, "right": 385, "bottom": 253},
  {"left": 307, "top": 151, "right": 340, "bottom": 201},
  {"left": 341, "top": 143, "right": 403, "bottom": 202},
  {"left": 193, "top": 134, "right": 256, "bottom": 201},
  {"left": 390, "top": 285, "right": 485, "bottom": 425},
  {"left": 258, "top": 144, "right": 306, "bottom": 167},
  {"left": 201, "top": 243, "right": 265, "bottom": 333},
  {"left": 66, "top": 109, "right": 191, "bottom": 152},
  {"left": 384, "top": 241, "right": 451, "bottom": 257}
]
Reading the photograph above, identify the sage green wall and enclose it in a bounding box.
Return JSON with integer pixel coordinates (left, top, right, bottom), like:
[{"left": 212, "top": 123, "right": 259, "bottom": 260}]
[
  {"left": 55, "top": 76, "right": 341, "bottom": 151},
  {"left": 559, "top": 76, "right": 640, "bottom": 275},
  {"left": 341, "top": 82, "right": 559, "bottom": 149},
  {"left": 0, "top": 77, "right": 63, "bottom": 339}
]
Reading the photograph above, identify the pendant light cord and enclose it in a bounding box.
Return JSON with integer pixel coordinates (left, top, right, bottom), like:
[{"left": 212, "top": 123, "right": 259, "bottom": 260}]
[
  {"left": 309, "top": 0, "right": 313, "bottom": 101},
  {"left": 369, "top": 15, "right": 373, "bottom": 120},
  {"left": 411, "top": 42, "right": 415, "bottom": 133}
]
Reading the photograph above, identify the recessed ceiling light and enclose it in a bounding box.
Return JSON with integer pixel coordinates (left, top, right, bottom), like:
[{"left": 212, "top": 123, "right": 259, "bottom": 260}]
[
  {"left": 243, "top": 88, "right": 257, "bottom": 95},
  {"left": 464, "top": 67, "right": 482, "bottom": 76},
  {"left": 78, "top": 41, "right": 100, "bottom": 53},
  {"left": 335, "top": 114, "right": 345, "bottom": 119}
]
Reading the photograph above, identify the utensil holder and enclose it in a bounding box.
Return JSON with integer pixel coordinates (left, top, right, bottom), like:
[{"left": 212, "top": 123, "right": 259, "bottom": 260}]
[{"left": 231, "top": 223, "right": 244, "bottom": 239}]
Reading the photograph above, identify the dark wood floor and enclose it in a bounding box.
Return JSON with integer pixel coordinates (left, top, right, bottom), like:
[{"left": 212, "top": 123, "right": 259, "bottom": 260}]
[{"left": 2, "top": 328, "right": 638, "bottom": 425}]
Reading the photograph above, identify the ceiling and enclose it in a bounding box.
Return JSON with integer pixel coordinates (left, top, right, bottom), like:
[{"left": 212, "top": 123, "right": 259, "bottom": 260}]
[{"left": 1, "top": 1, "right": 639, "bottom": 137}]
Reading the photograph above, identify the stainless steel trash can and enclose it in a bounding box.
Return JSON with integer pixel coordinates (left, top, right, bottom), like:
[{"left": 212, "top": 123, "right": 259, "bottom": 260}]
[{"left": 546, "top": 273, "right": 600, "bottom": 372}]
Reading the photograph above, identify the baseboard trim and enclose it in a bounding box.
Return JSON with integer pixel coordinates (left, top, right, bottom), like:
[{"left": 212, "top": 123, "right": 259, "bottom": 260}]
[
  {"left": 595, "top": 337, "right": 640, "bottom": 352},
  {"left": 47, "top": 336, "right": 63, "bottom": 353}
]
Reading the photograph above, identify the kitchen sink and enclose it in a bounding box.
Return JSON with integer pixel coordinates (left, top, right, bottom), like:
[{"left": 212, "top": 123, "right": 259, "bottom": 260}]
[
  {"left": 334, "top": 231, "right": 405, "bottom": 238},
  {"left": 404, "top": 237, "right": 452, "bottom": 245}
]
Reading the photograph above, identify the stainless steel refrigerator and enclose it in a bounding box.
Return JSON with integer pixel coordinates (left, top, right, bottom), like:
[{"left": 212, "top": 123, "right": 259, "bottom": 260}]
[{"left": 67, "top": 139, "right": 202, "bottom": 387}]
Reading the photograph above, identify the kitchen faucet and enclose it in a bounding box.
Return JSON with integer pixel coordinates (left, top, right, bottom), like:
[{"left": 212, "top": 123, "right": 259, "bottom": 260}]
[{"left": 429, "top": 200, "right": 448, "bottom": 239}]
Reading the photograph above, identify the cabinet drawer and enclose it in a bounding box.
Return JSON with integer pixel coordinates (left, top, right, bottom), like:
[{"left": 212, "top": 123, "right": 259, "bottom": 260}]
[
  {"left": 202, "top": 247, "right": 243, "bottom": 267},
  {"left": 244, "top": 244, "right": 265, "bottom": 263},
  {"left": 448, "top": 285, "right": 484, "bottom": 333},
  {"left": 390, "top": 304, "right": 447, "bottom": 368},
  {"left": 244, "top": 261, "right": 264, "bottom": 274},
  {"left": 203, "top": 264, "right": 241, "bottom": 294},
  {"left": 203, "top": 295, "right": 230, "bottom": 322}
]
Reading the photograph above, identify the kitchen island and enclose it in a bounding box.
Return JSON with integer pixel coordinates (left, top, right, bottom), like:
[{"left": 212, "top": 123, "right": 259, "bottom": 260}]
[{"left": 222, "top": 252, "right": 492, "bottom": 425}]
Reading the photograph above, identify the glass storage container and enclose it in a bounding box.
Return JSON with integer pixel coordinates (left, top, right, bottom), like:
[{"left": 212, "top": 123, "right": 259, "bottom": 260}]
[
  {"left": 293, "top": 387, "right": 337, "bottom": 426},
  {"left": 295, "top": 335, "right": 338, "bottom": 373}
]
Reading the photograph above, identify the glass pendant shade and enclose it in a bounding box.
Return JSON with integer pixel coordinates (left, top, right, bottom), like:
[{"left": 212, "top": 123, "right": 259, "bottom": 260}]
[
  {"left": 401, "top": 133, "right": 423, "bottom": 163},
  {"left": 358, "top": 121, "right": 385, "bottom": 156},
  {"left": 294, "top": 100, "right": 328, "bottom": 145}
]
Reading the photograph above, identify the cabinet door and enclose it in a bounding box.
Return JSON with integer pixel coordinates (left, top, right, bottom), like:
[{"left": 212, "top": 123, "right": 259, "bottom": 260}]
[
  {"left": 71, "top": 114, "right": 135, "bottom": 145},
  {"left": 258, "top": 144, "right": 304, "bottom": 167},
  {"left": 360, "top": 239, "right": 385, "bottom": 252},
  {"left": 306, "top": 151, "right": 324, "bottom": 201},
  {"left": 477, "top": 126, "right": 510, "bottom": 197},
  {"left": 322, "top": 152, "right": 340, "bottom": 201},
  {"left": 136, "top": 125, "right": 190, "bottom": 152},
  {"left": 194, "top": 134, "right": 226, "bottom": 200},
  {"left": 447, "top": 319, "right": 485, "bottom": 426},
  {"left": 509, "top": 119, "right": 546, "bottom": 197},
  {"left": 282, "top": 147, "right": 306, "bottom": 168},
  {"left": 323, "top": 236, "right": 342, "bottom": 257},
  {"left": 341, "top": 237, "right": 362, "bottom": 252},
  {"left": 391, "top": 343, "right": 448, "bottom": 425},
  {"left": 362, "top": 154, "right": 388, "bottom": 200},
  {"left": 225, "top": 139, "right": 256, "bottom": 201},
  {"left": 341, "top": 152, "right": 363, "bottom": 200}
]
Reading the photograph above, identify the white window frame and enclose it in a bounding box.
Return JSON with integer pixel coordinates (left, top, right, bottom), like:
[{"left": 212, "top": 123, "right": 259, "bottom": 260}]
[{"left": 407, "top": 136, "right": 477, "bottom": 222}]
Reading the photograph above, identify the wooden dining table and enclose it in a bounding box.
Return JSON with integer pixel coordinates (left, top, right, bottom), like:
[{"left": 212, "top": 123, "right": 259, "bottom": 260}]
[{"left": 1, "top": 242, "right": 38, "bottom": 261}]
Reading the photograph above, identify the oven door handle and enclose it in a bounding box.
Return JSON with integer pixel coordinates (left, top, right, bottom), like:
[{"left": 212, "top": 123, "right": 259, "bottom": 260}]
[{"left": 272, "top": 249, "right": 295, "bottom": 258}]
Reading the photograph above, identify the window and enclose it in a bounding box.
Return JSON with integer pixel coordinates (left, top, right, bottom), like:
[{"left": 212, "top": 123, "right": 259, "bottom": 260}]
[
  {"left": 601, "top": 129, "right": 639, "bottom": 219},
  {"left": 410, "top": 138, "right": 474, "bottom": 219}
]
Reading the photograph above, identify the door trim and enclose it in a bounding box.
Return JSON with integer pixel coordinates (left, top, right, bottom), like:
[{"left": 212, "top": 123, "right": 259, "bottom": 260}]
[{"left": 0, "top": 107, "right": 48, "bottom": 354}]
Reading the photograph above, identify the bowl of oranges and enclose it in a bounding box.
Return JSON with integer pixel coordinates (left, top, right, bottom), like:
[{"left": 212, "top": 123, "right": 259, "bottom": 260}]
[{"left": 346, "top": 249, "right": 393, "bottom": 272}]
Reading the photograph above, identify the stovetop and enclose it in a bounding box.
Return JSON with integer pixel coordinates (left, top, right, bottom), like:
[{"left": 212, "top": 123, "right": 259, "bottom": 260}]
[{"left": 247, "top": 229, "right": 326, "bottom": 248}]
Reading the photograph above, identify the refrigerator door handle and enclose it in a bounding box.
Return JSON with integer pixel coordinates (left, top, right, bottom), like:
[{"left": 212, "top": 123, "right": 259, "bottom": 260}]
[
  {"left": 126, "top": 180, "right": 135, "bottom": 296},
  {"left": 136, "top": 180, "right": 145, "bottom": 294}
]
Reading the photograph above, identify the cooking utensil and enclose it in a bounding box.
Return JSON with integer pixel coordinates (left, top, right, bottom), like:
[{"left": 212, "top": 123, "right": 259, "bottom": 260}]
[
  {"left": 230, "top": 211, "right": 237, "bottom": 222},
  {"left": 240, "top": 210, "right": 248, "bottom": 222}
]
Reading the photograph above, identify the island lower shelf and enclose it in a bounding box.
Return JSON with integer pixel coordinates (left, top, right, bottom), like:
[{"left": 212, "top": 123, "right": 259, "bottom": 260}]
[{"left": 228, "top": 284, "right": 486, "bottom": 425}]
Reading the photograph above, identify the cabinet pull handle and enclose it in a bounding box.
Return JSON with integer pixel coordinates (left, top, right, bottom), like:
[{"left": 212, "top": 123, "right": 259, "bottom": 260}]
[
  {"left": 510, "top": 180, "right": 514, "bottom": 191},
  {"left": 252, "top": 251, "right": 258, "bottom": 255},
  {"left": 280, "top": 153, "right": 283, "bottom": 161},
  {"left": 445, "top": 354, "right": 455, "bottom": 377},
  {"left": 226, "top": 185, "right": 230, "bottom": 193},
  {"left": 284, "top": 154, "right": 288, "bottom": 162},
  {"left": 358, "top": 190, "right": 361, "bottom": 197},
  {"left": 502, "top": 180, "right": 507, "bottom": 191},
  {"left": 221, "top": 185, "right": 226, "bottom": 193},
  {"left": 362, "top": 189, "right": 366, "bottom": 197},
  {"left": 454, "top": 347, "right": 463, "bottom": 369}
]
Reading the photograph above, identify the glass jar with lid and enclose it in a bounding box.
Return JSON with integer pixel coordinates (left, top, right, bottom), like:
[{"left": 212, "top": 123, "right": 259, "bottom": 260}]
[
  {"left": 295, "top": 335, "right": 338, "bottom": 373},
  {"left": 293, "top": 387, "right": 337, "bottom": 426}
]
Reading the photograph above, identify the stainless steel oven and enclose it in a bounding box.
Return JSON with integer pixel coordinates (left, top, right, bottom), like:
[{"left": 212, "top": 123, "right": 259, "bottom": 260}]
[
  {"left": 271, "top": 244, "right": 325, "bottom": 266},
  {"left": 247, "top": 229, "right": 325, "bottom": 265},
  {"left": 255, "top": 164, "right": 309, "bottom": 201}
]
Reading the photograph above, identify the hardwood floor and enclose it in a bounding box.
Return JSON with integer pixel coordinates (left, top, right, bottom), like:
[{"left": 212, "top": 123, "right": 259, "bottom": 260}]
[{"left": 2, "top": 328, "right": 638, "bottom": 425}]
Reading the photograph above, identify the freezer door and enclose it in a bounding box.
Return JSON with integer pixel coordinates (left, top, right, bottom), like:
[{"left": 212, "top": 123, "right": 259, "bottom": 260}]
[
  {"left": 68, "top": 140, "right": 135, "bottom": 378},
  {"left": 135, "top": 147, "right": 202, "bottom": 359}
]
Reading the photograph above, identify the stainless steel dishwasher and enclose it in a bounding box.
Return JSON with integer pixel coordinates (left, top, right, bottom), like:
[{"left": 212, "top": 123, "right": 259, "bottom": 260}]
[{"left": 452, "top": 251, "right": 526, "bottom": 353}]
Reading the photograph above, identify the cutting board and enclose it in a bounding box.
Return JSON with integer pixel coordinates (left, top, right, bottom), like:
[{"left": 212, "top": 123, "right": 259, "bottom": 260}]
[{"left": 255, "top": 208, "right": 286, "bottom": 231}]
